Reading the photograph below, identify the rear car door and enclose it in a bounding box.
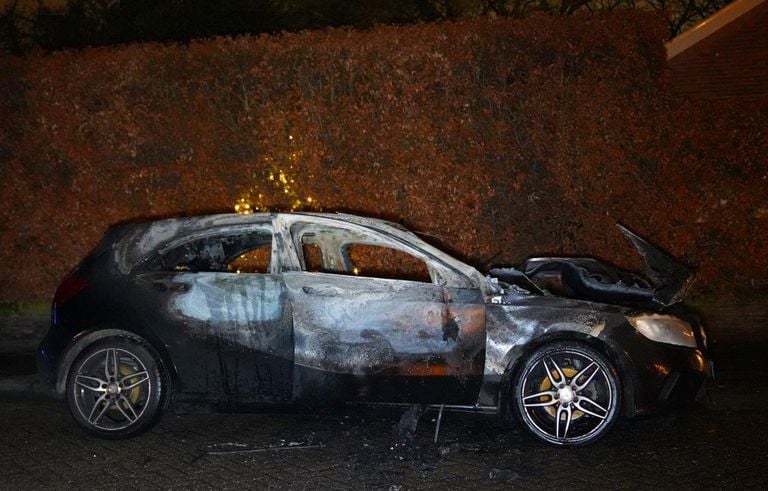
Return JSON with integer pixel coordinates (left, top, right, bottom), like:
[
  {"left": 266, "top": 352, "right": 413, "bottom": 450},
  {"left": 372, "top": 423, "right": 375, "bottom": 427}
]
[
  {"left": 279, "top": 218, "right": 485, "bottom": 404},
  {"left": 131, "top": 223, "right": 293, "bottom": 405}
]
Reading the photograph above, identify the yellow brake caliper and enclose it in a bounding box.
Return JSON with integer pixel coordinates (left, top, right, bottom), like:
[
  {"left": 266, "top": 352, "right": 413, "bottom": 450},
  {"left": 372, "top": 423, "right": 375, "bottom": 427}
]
[
  {"left": 539, "top": 367, "right": 584, "bottom": 419},
  {"left": 110, "top": 365, "right": 142, "bottom": 416}
]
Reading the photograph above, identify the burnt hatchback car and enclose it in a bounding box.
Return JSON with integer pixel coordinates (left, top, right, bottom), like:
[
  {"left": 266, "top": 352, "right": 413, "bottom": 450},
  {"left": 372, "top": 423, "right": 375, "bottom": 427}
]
[{"left": 37, "top": 213, "right": 711, "bottom": 446}]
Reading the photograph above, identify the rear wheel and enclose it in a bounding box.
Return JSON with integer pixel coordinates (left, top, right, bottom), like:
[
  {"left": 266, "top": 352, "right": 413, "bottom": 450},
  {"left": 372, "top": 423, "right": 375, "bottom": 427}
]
[
  {"left": 66, "top": 337, "right": 167, "bottom": 438},
  {"left": 511, "top": 341, "right": 620, "bottom": 446}
]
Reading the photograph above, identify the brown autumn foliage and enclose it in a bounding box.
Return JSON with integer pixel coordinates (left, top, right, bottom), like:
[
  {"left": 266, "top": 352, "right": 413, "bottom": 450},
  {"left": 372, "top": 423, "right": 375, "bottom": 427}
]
[{"left": 0, "top": 11, "right": 767, "bottom": 304}]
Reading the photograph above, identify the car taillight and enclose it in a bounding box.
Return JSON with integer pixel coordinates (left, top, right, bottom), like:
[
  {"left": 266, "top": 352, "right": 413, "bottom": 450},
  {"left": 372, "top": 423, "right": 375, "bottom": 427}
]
[{"left": 53, "top": 275, "right": 88, "bottom": 307}]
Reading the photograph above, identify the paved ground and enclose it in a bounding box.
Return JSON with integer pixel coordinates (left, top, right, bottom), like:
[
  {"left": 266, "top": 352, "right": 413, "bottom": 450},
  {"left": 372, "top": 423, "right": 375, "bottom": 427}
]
[
  {"left": 1, "top": 393, "right": 767, "bottom": 489},
  {"left": 0, "top": 342, "right": 767, "bottom": 489}
]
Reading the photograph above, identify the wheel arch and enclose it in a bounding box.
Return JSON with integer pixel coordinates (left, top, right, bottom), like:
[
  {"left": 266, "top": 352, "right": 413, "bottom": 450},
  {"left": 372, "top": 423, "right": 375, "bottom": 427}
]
[
  {"left": 55, "top": 328, "right": 177, "bottom": 398},
  {"left": 498, "top": 330, "right": 638, "bottom": 419}
]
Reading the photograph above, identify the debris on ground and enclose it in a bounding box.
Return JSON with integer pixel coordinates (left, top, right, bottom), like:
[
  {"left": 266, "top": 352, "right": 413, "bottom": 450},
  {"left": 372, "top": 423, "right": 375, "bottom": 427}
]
[
  {"left": 489, "top": 467, "right": 521, "bottom": 482},
  {"left": 393, "top": 404, "right": 426, "bottom": 443},
  {"left": 205, "top": 440, "right": 325, "bottom": 455},
  {"left": 438, "top": 442, "right": 461, "bottom": 457}
]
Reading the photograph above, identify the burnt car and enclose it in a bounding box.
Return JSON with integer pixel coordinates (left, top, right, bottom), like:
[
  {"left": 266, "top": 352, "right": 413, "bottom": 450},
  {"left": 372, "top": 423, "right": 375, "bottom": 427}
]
[{"left": 37, "top": 213, "right": 711, "bottom": 446}]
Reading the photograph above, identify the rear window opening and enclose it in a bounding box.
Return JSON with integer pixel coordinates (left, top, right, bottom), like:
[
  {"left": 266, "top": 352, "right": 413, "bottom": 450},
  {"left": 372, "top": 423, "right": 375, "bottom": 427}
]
[
  {"left": 226, "top": 246, "right": 272, "bottom": 274},
  {"left": 147, "top": 227, "right": 273, "bottom": 274}
]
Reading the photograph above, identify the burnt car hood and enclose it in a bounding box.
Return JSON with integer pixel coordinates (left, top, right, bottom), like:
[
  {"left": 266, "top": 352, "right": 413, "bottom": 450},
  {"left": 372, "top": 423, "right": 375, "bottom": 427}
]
[{"left": 489, "top": 224, "right": 695, "bottom": 309}]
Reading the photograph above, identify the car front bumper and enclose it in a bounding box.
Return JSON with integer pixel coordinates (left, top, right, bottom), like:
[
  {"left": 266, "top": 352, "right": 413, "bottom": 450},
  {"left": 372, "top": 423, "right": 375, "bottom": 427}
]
[{"left": 616, "top": 328, "right": 713, "bottom": 417}]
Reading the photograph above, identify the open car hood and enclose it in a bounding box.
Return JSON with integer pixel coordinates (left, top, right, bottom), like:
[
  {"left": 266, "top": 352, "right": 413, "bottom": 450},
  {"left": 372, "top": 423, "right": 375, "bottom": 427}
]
[
  {"left": 489, "top": 224, "right": 695, "bottom": 309},
  {"left": 615, "top": 224, "right": 695, "bottom": 306}
]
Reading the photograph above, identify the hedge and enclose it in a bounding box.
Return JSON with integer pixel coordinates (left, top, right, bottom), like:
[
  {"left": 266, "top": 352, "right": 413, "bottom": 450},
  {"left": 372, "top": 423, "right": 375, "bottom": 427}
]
[{"left": 1, "top": 11, "right": 766, "bottom": 303}]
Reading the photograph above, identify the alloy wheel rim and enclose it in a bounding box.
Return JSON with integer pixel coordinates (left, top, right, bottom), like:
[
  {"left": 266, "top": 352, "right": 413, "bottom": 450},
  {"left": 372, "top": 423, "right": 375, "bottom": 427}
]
[
  {"left": 72, "top": 347, "right": 152, "bottom": 431},
  {"left": 520, "top": 349, "right": 613, "bottom": 444}
]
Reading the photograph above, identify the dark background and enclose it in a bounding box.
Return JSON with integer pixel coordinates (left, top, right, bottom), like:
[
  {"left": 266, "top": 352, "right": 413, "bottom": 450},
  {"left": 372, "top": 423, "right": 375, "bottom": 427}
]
[{"left": 1, "top": 0, "right": 733, "bottom": 54}]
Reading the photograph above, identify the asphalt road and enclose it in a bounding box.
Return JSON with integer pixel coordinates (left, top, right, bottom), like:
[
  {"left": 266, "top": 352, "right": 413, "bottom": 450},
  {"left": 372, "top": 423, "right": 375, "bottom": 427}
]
[
  {"left": 1, "top": 395, "right": 767, "bottom": 489},
  {"left": 1, "top": 342, "right": 766, "bottom": 489}
]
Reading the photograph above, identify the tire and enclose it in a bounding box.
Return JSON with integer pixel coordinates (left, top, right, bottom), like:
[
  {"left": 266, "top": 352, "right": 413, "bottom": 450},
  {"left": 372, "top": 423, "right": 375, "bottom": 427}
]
[
  {"left": 511, "top": 341, "right": 620, "bottom": 447},
  {"left": 66, "top": 336, "right": 168, "bottom": 439}
]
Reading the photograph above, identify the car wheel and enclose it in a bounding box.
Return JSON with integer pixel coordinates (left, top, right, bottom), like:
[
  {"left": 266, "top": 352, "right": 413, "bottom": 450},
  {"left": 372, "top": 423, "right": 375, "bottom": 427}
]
[
  {"left": 511, "top": 341, "right": 620, "bottom": 446},
  {"left": 66, "top": 336, "right": 167, "bottom": 438}
]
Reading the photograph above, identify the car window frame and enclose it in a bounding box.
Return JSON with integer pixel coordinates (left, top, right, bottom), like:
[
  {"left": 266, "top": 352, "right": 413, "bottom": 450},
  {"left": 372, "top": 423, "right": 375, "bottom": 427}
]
[
  {"left": 131, "top": 223, "right": 277, "bottom": 275},
  {"left": 287, "top": 220, "right": 465, "bottom": 287}
]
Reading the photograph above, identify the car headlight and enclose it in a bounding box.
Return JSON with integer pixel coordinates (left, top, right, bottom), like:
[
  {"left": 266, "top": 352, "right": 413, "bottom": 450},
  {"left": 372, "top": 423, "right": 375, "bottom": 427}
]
[{"left": 627, "top": 314, "right": 697, "bottom": 348}]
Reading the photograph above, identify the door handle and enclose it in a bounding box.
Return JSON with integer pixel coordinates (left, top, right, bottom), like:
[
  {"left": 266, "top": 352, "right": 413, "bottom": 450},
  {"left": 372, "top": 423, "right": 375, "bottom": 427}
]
[{"left": 302, "top": 285, "right": 340, "bottom": 296}]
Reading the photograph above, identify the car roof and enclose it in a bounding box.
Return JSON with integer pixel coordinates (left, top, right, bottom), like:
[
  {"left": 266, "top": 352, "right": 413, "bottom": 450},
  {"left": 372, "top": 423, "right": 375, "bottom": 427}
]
[{"left": 112, "top": 212, "right": 424, "bottom": 273}]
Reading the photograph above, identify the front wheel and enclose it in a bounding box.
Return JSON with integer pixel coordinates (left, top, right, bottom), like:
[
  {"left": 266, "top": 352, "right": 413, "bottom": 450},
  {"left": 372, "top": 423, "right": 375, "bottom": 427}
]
[
  {"left": 511, "top": 341, "right": 620, "bottom": 446},
  {"left": 66, "top": 336, "right": 168, "bottom": 438}
]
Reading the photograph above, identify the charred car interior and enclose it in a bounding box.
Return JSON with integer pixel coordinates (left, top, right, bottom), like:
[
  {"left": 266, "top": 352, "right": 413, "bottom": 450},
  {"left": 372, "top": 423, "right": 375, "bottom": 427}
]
[{"left": 37, "top": 213, "right": 712, "bottom": 446}]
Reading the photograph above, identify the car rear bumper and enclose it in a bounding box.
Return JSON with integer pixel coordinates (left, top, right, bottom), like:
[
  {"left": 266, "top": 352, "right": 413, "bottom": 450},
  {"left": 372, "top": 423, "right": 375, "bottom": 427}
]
[
  {"left": 36, "top": 327, "right": 70, "bottom": 398},
  {"left": 36, "top": 339, "right": 57, "bottom": 396}
]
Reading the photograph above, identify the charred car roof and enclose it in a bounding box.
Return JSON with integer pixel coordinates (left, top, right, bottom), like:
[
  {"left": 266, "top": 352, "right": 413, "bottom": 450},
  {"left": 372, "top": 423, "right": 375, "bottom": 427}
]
[{"left": 111, "top": 212, "right": 485, "bottom": 287}]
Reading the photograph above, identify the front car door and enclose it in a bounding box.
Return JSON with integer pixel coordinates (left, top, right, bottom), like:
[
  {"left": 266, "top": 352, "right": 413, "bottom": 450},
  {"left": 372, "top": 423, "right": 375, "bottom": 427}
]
[{"left": 275, "top": 215, "right": 485, "bottom": 405}]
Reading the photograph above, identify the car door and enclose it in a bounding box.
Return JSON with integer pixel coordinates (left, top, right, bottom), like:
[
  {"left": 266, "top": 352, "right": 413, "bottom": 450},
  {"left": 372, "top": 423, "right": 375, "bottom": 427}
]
[
  {"left": 279, "top": 218, "right": 485, "bottom": 405},
  {"left": 131, "top": 224, "right": 293, "bottom": 405}
]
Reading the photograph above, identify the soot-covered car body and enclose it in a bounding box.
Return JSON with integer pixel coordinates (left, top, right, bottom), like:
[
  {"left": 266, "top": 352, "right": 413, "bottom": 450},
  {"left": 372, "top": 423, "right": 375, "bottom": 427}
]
[{"left": 37, "top": 213, "right": 711, "bottom": 445}]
